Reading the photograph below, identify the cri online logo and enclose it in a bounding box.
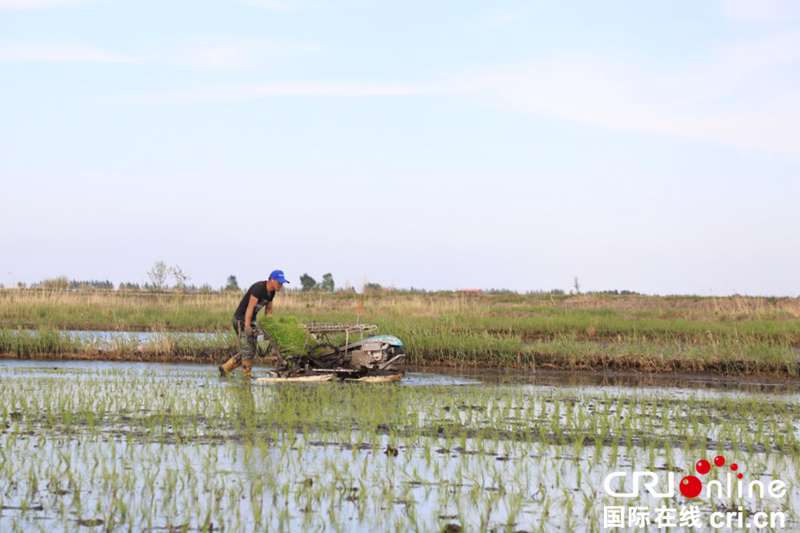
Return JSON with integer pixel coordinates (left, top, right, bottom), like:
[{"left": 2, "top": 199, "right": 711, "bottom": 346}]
[
  {"left": 680, "top": 455, "right": 737, "bottom": 498},
  {"left": 604, "top": 455, "right": 787, "bottom": 499}
]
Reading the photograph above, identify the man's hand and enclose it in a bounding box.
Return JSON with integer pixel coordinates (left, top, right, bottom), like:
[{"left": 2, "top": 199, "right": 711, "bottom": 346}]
[{"left": 244, "top": 294, "right": 258, "bottom": 335}]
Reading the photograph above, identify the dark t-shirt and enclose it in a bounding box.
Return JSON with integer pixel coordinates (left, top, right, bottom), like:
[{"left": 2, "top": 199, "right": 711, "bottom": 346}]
[{"left": 234, "top": 281, "right": 275, "bottom": 321}]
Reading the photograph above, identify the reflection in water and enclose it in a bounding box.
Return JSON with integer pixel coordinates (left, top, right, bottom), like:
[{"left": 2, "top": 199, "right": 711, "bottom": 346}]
[
  {"left": 1, "top": 360, "right": 798, "bottom": 532},
  {"left": 3, "top": 359, "right": 799, "bottom": 396}
]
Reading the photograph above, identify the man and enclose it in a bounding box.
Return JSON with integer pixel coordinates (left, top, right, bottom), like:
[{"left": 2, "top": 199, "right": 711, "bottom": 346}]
[{"left": 218, "top": 270, "right": 289, "bottom": 379}]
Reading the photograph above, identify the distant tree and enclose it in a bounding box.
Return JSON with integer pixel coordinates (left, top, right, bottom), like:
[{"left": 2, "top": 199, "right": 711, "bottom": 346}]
[
  {"left": 300, "top": 273, "right": 317, "bottom": 292},
  {"left": 169, "top": 265, "right": 190, "bottom": 290},
  {"left": 320, "top": 273, "right": 335, "bottom": 293},
  {"left": 69, "top": 279, "right": 113, "bottom": 290},
  {"left": 36, "top": 276, "right": 69, "bottom": 290},
  {"left": 225, "top": 275, "right": 241, "bottom": 292},
  {"left": 572, "top": 276, "right": 581, "bottom": 295},
  {"left": 17, "top": 282, "right": 26, "bottom": 289},
  {"left": 337, "top": 281, "right": 356, "bottom": 294},
  {"left": 147, "top": 261, "right": 169, "bottom": 291},
  {"left": 485, "top": 288, "right": 514, "bottom": 294},
  {"left": 363, "top": 282, "right": 383, "bottom": 293}
]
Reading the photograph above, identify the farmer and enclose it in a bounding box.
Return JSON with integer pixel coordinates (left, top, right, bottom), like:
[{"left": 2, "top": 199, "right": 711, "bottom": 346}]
[{"left": 218, "top": 270, "right": 289, "bottom": 379}]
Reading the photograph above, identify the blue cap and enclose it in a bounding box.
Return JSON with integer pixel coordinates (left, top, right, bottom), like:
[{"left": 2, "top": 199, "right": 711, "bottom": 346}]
[{"left": 269, "top": 270, "right": 289, "bottom": 284}]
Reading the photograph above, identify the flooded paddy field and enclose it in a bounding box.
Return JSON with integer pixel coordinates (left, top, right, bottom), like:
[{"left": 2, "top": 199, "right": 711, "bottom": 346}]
[{"left": 1, "top": 362, "right": 799, "bottom": 532}]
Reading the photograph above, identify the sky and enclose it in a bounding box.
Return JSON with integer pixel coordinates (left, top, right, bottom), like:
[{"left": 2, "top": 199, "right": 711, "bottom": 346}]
[{"left": 1, "top": 0, "right": 799, "bottom": 295}]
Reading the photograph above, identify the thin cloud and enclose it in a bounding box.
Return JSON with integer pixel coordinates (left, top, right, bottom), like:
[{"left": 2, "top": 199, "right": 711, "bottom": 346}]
[
  {"left": 483, "top": 8, "right": 529, "bottom": 28},
  {"left": 0, "top": 38, "right": 321, "bottom": 69},
  {"left": 243, "top": 0, "right": 331, "bottom": 11},
  {"left": 156, "top": 39, "right": 324, "bottom": 70},
  {"left": 719, "top": 0, "right": 799, "bottom": 21},
  {"left": 454, "top": 40, "right": 800, "bottom": 155},
  {"left": 110, "top": 49, "right": 800, "bottom": 155},
  {"left": 0, "top": 0, "right": 87, "bottom": 7},
  {"left": 102, "top": 29, "right": 800, "bottom": 156},
  {"left": 0, "top": 44, "right": 138, "bottom": 63},
  {"left": 113, "top": 81, "right": 442, "bottom": 105},
  {"left": 243, "top": 0, "right": 293, "bottom": 9}
]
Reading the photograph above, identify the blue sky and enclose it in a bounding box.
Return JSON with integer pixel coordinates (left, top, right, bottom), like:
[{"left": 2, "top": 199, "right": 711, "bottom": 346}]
[{"left": 1, "top": 0, "right": 799, "bottom": 295}]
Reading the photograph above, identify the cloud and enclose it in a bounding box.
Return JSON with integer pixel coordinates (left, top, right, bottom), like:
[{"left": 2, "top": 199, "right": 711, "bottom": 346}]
[
  {"left": 483, "top": 9, "right": 528, "bottom": 28},
  {"left": 82, "top": 25, "right": 800, "bottom": 156},
  {"left": 243, "top": 0, "right": 330, "bottom": 11},
  {"left": 0, "top": 38, "right": 321, "bottom": 69},
  {"left": 156, "top": 39, "right": 324, "bottom": 70},
  {"left": 110, "top": 36, "right": 800, "bottom": 155},
  {"left": 113, "top": 81, "right": 441, "bottom": 105},
  {"left": 468, "top": 66, "right": 800, "bottom": 154},
  {"left": 243, "top": 0, "right": 292, "bottom": 9},
  {"left": 444, "top": 29, "right": 800, "bottom": 155},
  {"left": 179, "top": 44, "right": 262, "bottom": 70},
  {"left": 0, "top": 0, "right": 86, "bottom": 8},
  {"left": 0, "top": 44, "right": 138, "bottom": 63},
  {"left": 456, "top": 42, "right": 800, "bottom": 155},
  {"left": 719, "top": 0, "right": 800, "bottom": 21}
]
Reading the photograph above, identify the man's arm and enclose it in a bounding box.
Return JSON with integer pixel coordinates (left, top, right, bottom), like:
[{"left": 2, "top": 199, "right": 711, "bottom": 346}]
[
  {"left": 244, "top": 295, "right": 258, "bottom": 335},
  {"left": 265, "top": 300, "right": 273, "bottom": 316}
]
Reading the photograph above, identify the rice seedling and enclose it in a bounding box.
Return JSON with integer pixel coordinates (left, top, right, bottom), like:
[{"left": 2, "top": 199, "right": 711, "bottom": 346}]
[{"left": 1, "top": 362, "right": 798, "bottom": 531}]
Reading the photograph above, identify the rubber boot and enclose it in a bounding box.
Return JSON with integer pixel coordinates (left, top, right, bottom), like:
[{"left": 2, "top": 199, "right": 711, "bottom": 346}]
[
  {"left": 242, "top": 360, "right": 253, "bottom": 380},
  {"left": 218, "top": 356, "right": 241, "bottom": 377}
]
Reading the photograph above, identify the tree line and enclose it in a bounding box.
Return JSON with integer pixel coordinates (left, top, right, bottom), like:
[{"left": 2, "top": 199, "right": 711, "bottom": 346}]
[
  {"left": 11, "top": 263, "right": 338, "bottom": 294},
  {"left": 6, "top": 262, "right": 640, "bottom": 295},
  {"left": 299, "top": 273, "right": 335, "bottom": 293}
]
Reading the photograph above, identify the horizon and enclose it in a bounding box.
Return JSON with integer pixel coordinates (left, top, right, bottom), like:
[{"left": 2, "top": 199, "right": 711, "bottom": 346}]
[
  {"left": 2, "top": 0, "right": 799, "bottom": 296},
  {"left": 6, "top": 270, "right": 798, "bottom": 298}
]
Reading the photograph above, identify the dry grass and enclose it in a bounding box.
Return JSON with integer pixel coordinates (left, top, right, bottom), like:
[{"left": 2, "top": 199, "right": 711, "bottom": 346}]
[
  {"left": 1, "top": 289, "right": 799, "bottom": 375},
  {"left": 3, "top": 289, "right": 798, "bottom": 321}
]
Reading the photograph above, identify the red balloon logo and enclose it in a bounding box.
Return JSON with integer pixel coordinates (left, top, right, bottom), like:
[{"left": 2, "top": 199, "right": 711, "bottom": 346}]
[
  {"left": 679, "top": 476, "right": 703, "bottom": 498},
  {"left": 696, "top": 459, "right": 710, "bottom": 475}
]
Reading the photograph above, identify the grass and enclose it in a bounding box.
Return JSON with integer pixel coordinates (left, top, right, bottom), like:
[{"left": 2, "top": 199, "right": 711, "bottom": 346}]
[
  {"left": 1, "top": 289, "right": 798, "bottom": 375},
  {"left": 3, "top": 290, "right": 800, "bottom": 338},
  {"left": 0, "top": 327, "right": 237, "bottom": 361},
  {"left": 0, "top": 365, "right": 797, "bottom": 531}
]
